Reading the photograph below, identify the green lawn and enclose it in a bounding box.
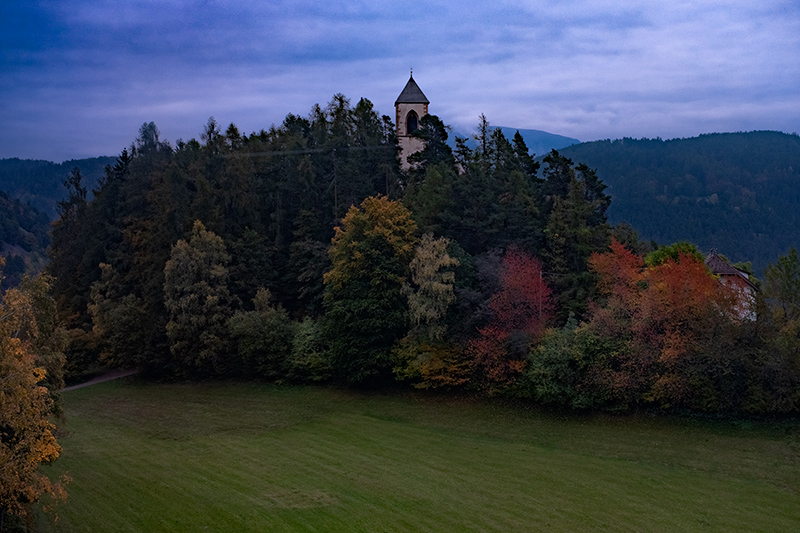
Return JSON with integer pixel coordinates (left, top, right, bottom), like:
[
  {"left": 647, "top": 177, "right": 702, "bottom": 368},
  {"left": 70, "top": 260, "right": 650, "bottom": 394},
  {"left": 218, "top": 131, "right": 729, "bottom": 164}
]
[{"left": 39, "top": 380, "right": 800, "bottom": 532}]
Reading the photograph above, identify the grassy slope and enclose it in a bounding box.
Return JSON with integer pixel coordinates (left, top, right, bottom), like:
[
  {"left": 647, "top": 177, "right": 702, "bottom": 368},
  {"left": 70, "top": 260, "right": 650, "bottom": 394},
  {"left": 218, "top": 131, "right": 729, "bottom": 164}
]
[{"left": 41, "top": 381, "right": 800, "bottom": 532}]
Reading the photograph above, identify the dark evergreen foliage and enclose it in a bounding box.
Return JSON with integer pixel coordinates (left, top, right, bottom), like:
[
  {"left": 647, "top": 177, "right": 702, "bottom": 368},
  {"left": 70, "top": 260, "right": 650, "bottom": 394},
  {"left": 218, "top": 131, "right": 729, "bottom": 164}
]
[
  {"left": 557, "top": 131, "right": 800, "bottom": 274},
  {"left": 0, "top": 191, "right": 50, "bottom": 286},
  {"left": 39, "top": 99, "right": 800, "bottom": 412},
  {"left": 47, "top": 97, "right": 403, "bottom": 377}
]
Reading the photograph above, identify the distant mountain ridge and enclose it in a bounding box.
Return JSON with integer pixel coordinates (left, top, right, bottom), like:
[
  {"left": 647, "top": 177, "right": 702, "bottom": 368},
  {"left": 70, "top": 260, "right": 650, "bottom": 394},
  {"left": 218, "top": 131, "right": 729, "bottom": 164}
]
[
  {"left": 556, "top": 131, "right": 800, "bottom": 274},
  {"left": 496, "top": 127, "right": 580, "bottom": 155},
  {"left": 450, "top": 126, "right": 580, "bottom": 155}
]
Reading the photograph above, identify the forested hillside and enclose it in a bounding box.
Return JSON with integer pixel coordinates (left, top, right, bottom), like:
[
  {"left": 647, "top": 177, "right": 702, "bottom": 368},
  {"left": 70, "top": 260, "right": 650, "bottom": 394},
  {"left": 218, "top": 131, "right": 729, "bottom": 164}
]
[
  {"left": 4, "top": 132, "right": 798, "bottom": 278},
  {"left": 0, "top": 190, "right": 50, "bottom": 285},
  {"left": 44, "top": 98, "right": 800, "bottom": 414},
  {"left": 557, "top": 131, "right": 800, "bottom": 274},
  {"left": 0, "top": 156, "right": 115, "bottom": 218},
  {"left": 47, "top": 102, "right": 612, "bottom": 386}
]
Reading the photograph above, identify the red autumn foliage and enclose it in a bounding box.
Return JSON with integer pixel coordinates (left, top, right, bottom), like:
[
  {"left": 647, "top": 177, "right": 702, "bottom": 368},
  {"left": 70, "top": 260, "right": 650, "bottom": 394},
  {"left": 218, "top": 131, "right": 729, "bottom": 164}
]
[
  {"left": 467, "top": 248, "right": 553, "bottom": 391},
  {"left": 585, "top": 239, "right": 740, "bottom": 407},
  {"left": 589, "top": 237, "right": 644, "bottom": 302},
  {"left": 489, "top": 249, "right": 554, "bottom": 339},
  {"left": 467, "top": 324, "right": 524, "bottom": 388}
]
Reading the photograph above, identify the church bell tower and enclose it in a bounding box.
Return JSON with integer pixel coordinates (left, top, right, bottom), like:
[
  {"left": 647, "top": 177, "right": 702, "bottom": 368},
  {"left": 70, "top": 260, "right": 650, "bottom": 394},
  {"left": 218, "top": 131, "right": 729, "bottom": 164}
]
[{"left": 395, "top": 71, "right": 429, "bottom": 170}]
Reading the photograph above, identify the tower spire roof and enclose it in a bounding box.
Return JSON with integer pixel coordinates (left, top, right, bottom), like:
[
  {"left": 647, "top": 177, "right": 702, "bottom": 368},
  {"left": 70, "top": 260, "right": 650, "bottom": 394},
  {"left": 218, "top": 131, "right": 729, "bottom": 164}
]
[{"left": 395, "top": 73, "right": 429, "bottom": 105}]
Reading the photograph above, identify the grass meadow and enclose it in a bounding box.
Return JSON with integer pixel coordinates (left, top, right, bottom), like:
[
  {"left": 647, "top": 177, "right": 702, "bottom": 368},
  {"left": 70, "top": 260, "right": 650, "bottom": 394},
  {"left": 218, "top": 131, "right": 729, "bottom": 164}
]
[{"left": 39, "top": 379, "right": 800, "bottom": 532}]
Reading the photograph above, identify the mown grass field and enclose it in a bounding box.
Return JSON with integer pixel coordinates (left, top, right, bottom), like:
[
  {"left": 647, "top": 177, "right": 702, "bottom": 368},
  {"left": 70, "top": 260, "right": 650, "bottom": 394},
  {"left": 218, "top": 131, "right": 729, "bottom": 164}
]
[{"left": 40, "top": 379, "right": 800, "bottom": 532}]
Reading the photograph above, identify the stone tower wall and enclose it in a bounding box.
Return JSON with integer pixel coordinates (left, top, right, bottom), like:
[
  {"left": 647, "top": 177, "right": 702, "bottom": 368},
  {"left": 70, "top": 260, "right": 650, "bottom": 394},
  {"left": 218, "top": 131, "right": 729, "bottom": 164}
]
[{"left": 396, "top": 102, "right": 428, "bottom": 170}]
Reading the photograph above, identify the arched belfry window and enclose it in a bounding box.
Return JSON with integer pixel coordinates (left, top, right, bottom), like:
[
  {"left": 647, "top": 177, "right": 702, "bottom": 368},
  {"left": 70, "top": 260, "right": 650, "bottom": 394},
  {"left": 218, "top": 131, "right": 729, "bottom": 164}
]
[{"left": 406, "top": 111, "right": 418, "bottom": 134}]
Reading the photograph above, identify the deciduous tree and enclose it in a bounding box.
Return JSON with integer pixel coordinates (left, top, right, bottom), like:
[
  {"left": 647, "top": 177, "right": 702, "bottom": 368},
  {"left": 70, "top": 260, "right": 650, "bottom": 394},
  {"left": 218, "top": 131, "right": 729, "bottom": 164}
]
[
  {"left": 405, "top": 233, "right": 460, "bottom": 342},
  {"left": 228, "top": 288, "right": 295, "bottom": 380},
  {"left": 466, "top": 249, "right": 552, "bottom": 392},
  {"left": 0, "top": 267, "right": 66, "bottom": 528},
  {"left": 164, "top": 221, "right": 236, "bottom": 376},
  {"left": 323, "top": 196, "right": 417, "bottom": 385}
]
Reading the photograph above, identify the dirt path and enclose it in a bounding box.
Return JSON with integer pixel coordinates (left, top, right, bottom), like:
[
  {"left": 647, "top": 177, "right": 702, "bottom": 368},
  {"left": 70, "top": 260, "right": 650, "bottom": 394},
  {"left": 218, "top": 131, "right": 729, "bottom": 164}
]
[{"left": 61, "top": 368, "right": 139, "bottom": 392}]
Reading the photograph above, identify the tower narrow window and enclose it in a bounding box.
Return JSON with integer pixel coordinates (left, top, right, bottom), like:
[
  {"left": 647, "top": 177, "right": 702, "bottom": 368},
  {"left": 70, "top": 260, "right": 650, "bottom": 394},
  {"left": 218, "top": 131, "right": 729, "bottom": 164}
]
[{"left": 406, "top": 111, "right": 418, "bottom": 134}]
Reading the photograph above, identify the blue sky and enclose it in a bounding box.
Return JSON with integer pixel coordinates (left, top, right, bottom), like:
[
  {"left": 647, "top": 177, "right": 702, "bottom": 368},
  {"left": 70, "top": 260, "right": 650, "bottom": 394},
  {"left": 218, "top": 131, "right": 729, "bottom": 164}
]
[{"left": 2, "top": 0, "right": 799, "bottom": 162}]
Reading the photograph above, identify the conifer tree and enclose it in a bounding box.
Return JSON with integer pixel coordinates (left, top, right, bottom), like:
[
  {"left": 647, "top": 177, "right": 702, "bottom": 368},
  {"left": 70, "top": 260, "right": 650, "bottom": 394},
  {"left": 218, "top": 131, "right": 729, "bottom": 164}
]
[{"left": 543, "top": 156, "right": 611, "bottom": 323}]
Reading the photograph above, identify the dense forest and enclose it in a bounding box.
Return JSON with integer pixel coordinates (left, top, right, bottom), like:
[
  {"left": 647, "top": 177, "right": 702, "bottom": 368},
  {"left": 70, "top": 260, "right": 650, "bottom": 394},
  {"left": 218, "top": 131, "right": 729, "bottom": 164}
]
[
  {"left": 29, "top": 94, "right": 797, "bottom": 415},
  {"left": 0, "top": 191, "right": 50, "bottom": 286},
  {"left": 0, "top": 156, "right": 115, "bottom": 219},
  {"left": 558, "top": 132, "right": 800, "bottom": 274},
  {"left": 3, "top": 132, "right": 798, "bottom": 280}
]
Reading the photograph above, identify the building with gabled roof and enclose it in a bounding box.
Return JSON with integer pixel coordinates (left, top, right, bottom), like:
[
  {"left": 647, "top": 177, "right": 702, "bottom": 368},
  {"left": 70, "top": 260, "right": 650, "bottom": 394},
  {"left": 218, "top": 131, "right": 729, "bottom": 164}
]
[
  {"left": 706, "top": 249, "right": 757, "bottom": 320},
  {"left": 395, "top": 72, "right": 429, "bottom": 170}
]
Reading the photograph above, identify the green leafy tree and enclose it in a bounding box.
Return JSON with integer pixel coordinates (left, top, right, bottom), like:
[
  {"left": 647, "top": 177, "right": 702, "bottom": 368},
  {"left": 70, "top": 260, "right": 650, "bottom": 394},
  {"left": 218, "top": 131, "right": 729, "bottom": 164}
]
[
  {"left": 228, "top": 288, "right": 295, "bottom": 380},
  {"left": 323, "top": 196, "right": 418, "bottom": 385},
  {"left": 164, "top": 221, "right": 236, "bottom": 376},
  {"left": 88, "top": 263, "right": 153, "bottom": 370},
  {"left": 644, "top": 241, "right": 704, "bottom": 267},
  {"left": 764, "top": 248, "right": 800, "bottom": 359},
  {"left": 287, "top": 317, "right": 332, "bottom": 383}
]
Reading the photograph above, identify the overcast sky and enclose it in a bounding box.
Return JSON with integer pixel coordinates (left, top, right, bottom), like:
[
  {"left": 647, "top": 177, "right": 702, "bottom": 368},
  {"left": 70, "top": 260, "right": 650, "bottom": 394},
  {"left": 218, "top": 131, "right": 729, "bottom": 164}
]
[{"left": 2, "top": 0, "right": 799, "bottom": 162}]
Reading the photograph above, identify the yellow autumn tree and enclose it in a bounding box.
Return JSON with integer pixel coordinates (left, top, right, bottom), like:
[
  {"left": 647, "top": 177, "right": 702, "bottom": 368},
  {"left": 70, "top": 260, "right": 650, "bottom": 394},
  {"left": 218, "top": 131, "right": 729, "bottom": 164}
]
[
  {"left": 323, "top": 196, "right": 418, "bottom": 385},
  {"left": 0, "top": 272, "right": 67, "bottom": 528}
]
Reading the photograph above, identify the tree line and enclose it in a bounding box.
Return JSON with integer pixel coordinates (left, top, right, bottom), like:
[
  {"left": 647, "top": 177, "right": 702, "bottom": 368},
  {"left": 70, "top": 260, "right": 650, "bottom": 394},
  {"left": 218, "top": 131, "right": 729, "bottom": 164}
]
[
  {"left": 41, "top": 95, "right": 800, "bottom": 410},
  {"left": 43, "top": 98, "right": 602, "bottom": 379}
]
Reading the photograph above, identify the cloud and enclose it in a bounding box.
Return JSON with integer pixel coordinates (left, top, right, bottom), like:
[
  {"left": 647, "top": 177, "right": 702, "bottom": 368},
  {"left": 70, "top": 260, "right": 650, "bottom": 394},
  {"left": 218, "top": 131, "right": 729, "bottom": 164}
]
[{"left": 1, "top": 0, "right": 798, "bottom": 161}]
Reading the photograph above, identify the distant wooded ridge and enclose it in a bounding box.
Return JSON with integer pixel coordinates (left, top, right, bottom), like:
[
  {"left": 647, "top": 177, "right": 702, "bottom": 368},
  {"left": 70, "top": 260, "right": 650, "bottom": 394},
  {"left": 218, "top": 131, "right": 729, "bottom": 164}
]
[
  {"left": 1, "top": 130, "right": 798, "bottom": 275},
  {"left": 0, "top": 156, "right": 115, "bottom": 219},
  {"left": 556, "top": 131, "right": 800, "bottom": 274}
]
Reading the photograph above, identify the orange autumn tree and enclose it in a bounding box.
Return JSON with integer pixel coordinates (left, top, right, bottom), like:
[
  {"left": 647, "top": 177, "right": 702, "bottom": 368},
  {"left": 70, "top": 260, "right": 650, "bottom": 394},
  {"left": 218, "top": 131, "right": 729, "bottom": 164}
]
[
  {"left": 467, "top": 248, "right": 553, "bottom": 391},
  {"left": 581, "top": 238, "right": 649, "bottom": 405},
  {"left": 586, "top": 238, "right": 741, "bottom": 408}
]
